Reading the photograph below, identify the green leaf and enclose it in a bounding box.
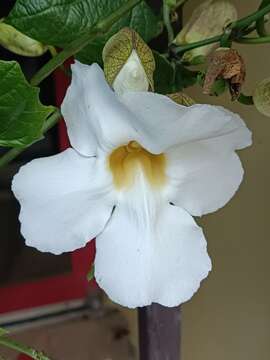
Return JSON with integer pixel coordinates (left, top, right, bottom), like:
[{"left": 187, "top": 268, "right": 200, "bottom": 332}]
[
  {"left": 6, "top": 1, "right": 161, "bottom": 55},
  {"left": 0, "top": 61, "right": 54, "bottom": 148},
  {"left": 0, "top": 328, "right": 8, "bottom": 336},
  {"left": 76, "top": 2, "right": 162, "bottom": 65},
  {"left": 153, "top": 51, "right": 175, "bottom": 94},
  {"left": 87, "top": 265, "right": 95, "bottom": 282},
  {"left": 238, "top": 93, "right": 254, "bottom": 105},
  {"left": 197, "top": 71, "right": 205, "bottom": 87},
  {"left": 175, "top": 64, "right": 197, "bottom": 90},
  {"left": 210, "top": 78, "right": 228, "bottom": 96}
]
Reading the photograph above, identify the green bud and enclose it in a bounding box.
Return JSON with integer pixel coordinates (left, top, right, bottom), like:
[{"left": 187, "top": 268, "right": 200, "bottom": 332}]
[
  {"left": 174, "top": 0, "right": 237, "bottom": 61},
  {"left": 0, "top": 22, "right": 48, "bottom": 57},
  {"left": 102, "top": 28, "right": 155, "bottom": 95},
  {"left": 254, "top": 78, "right": 270, "bottom": 117}
]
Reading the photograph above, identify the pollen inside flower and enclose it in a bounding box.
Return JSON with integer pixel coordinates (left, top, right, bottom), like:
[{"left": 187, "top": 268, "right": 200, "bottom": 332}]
[{"left": 108, "top": 141, "right": 166, "bottom": 189}]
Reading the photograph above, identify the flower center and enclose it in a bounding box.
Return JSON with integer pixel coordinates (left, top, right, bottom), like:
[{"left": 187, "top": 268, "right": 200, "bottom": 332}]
[{"left": 108, "top": 141, "right": 166, "bottom": 190}]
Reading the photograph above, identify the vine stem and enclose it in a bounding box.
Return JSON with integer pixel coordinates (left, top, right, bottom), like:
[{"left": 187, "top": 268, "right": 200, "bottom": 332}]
[
  {"left": 163, "top": 1, "right": 174, "bottom": 44},
  {"left": 235, "top": 35, "right": 270, "bottom": 44},
  {"left": 172, "top": 4, "right": 270, "bottom": 54},
  {"left": 0, "top": 110, "right": 61, "bottom": 168},
  {"left": 256, "top": 0, "right": 270, "bottom": 36},
  {"left": 233, "top": 3, "right": 270, "bottom": 30},
  {"left": 0, "top": 336, "right": 51, "bottom": 360},
  {"left": 172, "top": 35, "right": 221, "bottom": 54}
]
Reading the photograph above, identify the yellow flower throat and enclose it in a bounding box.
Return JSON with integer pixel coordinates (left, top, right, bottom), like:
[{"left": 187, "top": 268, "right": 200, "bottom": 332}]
[{"left": 108, "top": 141, "right": 166, "bottom": 190}]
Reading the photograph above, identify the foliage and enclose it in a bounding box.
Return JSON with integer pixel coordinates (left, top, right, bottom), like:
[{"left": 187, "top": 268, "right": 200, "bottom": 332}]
[{"left": 0, "top": 60, "right": 54, "bottom": 147}]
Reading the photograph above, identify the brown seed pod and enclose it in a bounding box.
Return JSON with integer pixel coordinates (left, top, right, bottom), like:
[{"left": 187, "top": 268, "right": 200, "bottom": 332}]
[{"left": 203, "top": 47, "right": 246, "bottom": 100}]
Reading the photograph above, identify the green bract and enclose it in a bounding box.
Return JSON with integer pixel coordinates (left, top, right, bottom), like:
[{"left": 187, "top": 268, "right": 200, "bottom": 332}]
[
  {"left": 103, "top": 27, "right": 155, "bottom": 90},
  {"left": 0, "top": 61, "right": 54, "bottom": 147}
]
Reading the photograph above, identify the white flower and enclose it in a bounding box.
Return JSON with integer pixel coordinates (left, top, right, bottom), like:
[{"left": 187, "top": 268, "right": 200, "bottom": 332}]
[{"left": 12, "top": 61, "right": 252, "bottom": 308}]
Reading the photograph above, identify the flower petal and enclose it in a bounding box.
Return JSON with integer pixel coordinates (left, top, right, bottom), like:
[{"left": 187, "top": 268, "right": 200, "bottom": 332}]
[
  {"left": 165, "top": 141, "right": 245, "bottom": 216},
  {"left": 95, "top": 202, "right": 211, "bottom": 308},
  {"left": 119, "top": 92, "right": 251, "bottom": 154},
  {"left": 12, "top": 148, "right": 114, "bottom": 254},
  {"left": 61, "top": 61, "right": 138, "bottom": 155}
]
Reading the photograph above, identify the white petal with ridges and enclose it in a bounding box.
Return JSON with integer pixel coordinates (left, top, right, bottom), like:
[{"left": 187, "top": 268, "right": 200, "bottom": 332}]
[
  {"left": 165, "top": 141, "right": 245, "bottom": 216},
  {"left": 119, "top": 92, "right": 251, "bottom": 154},
  {"left": 62, "top": 62, "right": 139, "bottom": 155},
  {"left": 12, "top": 148, "right": 114, "bottom": 254},
  {"left": 95, "top": 197, "right": 211, "bottom": 308}
]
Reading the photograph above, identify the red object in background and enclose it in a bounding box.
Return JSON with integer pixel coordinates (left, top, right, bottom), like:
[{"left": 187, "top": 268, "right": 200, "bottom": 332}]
[{"left": 0, "top": 60, "right": 96, "bottom": 316}]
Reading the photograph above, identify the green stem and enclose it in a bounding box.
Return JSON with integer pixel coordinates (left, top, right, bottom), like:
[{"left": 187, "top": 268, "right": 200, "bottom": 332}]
[
  {"left": 233, "top": 4, "right": 270, "bottom": 29},
  {"left": 0, "top": 110, "right": 61, "bottom": 168},
  {"left": 163, "top": 1, "right": 174, "bottom": 44},
  {"left": 0, "top": 336, "right": 51, "bottom": 360},
  {"left": 256, "top": 0, "right": 270, "bottom": 36},
  {"left": 30, "top": 0, "right": 141, "bottom": 86},
  {"left": 235, "top": 35, "right": 270, "bottom": 44},
  {"left": 172, "top": 35, "right": 221, "bottom": 54}
]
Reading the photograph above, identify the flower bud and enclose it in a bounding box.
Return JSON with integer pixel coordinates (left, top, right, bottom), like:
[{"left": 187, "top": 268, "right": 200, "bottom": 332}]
[
  {"left": 174, "top": 0, "right": 237, "bottom": 62},
  {"left": 0, "top": 22, "right": 48, "bottom": 57},
  {"left": 254, "top": 78, "right": 270, "bottom": 117},
  {"left": 102, "top": 28, "right": 155, "bottom": 95},
  {"left": 167, "top": 92, "right": 195, "bottom": 106},
  {"left": 203, "top": 47, "right": 245, "bottom": 100}
]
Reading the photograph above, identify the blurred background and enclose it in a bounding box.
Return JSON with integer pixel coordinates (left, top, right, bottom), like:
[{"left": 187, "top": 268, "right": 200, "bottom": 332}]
[{"left": 0, "top": 0, "right": 269, "bottom": 359}]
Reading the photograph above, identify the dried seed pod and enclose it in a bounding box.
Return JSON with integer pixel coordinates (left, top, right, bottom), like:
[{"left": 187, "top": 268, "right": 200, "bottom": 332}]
[
  {"left": 103, "top": 28, "right": 155, "bottom": 95},
  {"left": 203, "top": 47, "right": 245, "bottom": 100}
]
